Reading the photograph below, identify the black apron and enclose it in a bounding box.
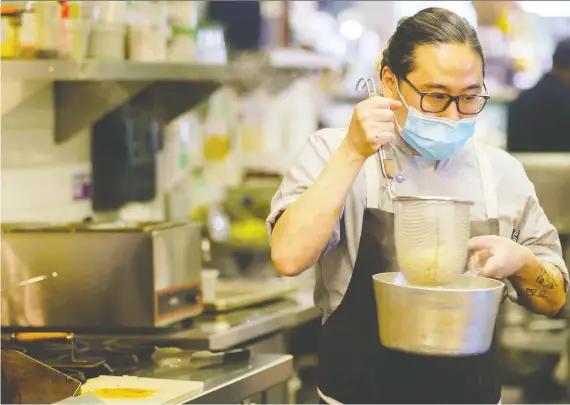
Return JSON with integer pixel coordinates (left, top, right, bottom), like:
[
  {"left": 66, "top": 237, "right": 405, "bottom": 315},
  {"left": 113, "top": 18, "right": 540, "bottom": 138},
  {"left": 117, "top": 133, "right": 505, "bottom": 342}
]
[{"left": 317, "top": 142, "right": 503, "bottom": 404}]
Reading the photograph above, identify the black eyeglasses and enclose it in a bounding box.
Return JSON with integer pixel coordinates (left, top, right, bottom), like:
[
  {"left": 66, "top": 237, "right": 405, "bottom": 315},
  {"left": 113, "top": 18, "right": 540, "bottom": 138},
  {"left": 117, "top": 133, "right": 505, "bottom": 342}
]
[{"left": 400, "top": 76, "right": 490, "bottom": 115}]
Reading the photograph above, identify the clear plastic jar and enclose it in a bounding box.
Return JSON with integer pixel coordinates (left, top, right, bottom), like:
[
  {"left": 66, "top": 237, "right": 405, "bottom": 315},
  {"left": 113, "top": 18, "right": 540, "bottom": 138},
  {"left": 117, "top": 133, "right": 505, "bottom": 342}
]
[
  {"left": 1, "top": 7, "right": 22, "bottom": 59},
  {"left": 35, "top": 1, "right": 60, "bottom": 58}
]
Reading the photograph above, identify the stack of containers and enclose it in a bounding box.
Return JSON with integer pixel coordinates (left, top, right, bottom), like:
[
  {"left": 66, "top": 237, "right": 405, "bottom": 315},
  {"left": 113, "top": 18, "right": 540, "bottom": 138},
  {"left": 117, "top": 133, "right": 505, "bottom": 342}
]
[
  {"left": 87, "top": 1, "right": 127, "bottom": 60},
  {"left": 166, "top": 1, "right": 200, "bottom": 62},
  {"left": 127, "top": 1, "right": 169, "bottom": 62}
]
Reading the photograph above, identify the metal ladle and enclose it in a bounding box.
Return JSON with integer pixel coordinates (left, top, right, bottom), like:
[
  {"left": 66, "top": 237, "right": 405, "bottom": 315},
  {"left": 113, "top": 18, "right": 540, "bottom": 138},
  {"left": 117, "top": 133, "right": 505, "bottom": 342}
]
[{"left": 355, "top": 77, "right": 396, "bottom": 200}]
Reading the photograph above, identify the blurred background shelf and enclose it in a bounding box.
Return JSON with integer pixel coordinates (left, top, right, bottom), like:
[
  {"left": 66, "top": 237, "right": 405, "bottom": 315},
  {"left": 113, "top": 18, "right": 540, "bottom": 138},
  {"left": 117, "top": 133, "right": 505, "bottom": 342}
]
[
  {"left": 1, "top": 59, "right": 231, "bottom": 82},
  {"left": 2, "top": 50, "right": 338, "bottom": 144},
  {"left": 1, "top": 50, "right": 339, "bottom": 82}
]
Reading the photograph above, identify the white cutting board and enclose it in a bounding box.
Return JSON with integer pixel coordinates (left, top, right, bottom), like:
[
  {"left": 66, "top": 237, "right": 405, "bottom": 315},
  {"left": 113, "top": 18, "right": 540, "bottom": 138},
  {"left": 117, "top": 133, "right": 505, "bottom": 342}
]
[{"left": 81, "top": 376, "right": 204, "bottom": 404}]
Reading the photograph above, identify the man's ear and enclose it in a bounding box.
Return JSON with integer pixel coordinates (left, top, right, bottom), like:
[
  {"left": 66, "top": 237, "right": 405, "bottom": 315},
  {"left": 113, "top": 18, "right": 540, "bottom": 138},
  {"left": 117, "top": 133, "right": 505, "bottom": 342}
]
[{"left": 380, "top": 66, "right": 397, "bottom": 98}]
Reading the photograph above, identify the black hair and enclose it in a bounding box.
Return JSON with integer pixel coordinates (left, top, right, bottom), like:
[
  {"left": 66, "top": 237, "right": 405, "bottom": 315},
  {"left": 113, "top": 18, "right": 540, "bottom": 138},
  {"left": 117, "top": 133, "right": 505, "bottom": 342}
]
[
  {"left": 380, "top": 7, "right": 485, "bottom": 79},
  {"left": 553, "top": 38, "right": 570, "bottom": 69}
]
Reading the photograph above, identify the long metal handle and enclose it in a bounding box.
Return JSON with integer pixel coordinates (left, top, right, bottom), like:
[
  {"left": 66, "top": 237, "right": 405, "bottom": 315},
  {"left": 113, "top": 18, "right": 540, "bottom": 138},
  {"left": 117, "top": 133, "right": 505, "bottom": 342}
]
[
  {"left": 355, "top": 77, "right": 394, "bottom": 200},
  {"left": 1, "top": 272, "right": 58, "bottom": 292}
]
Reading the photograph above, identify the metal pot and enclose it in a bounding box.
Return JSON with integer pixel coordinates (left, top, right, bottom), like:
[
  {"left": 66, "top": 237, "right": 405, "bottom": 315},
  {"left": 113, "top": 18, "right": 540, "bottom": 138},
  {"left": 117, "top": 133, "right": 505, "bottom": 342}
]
[{"left": 373, "top": 272, "right": 504, "bottom": 356}]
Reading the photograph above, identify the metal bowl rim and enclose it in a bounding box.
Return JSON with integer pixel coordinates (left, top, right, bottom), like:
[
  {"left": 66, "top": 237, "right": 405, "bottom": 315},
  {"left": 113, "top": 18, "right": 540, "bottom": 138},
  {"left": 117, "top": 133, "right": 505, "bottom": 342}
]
[
  {"left": 372, "top": 272, "right": 505, "bottom": 292},
  {"left": 392, "top": 196, "right": 474, "bottom": 205}
]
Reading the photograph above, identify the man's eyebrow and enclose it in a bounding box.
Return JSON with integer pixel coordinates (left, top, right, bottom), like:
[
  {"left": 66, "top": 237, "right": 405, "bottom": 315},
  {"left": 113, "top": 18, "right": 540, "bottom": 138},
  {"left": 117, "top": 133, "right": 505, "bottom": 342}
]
[{"left": 422, "top": 82, "right": 483, "bottom": 92}]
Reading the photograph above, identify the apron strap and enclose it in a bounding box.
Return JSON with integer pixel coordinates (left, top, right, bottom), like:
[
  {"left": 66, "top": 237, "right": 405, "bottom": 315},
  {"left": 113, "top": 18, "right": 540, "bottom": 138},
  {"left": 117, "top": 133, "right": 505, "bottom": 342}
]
[
  {"left": 473, "top": 141, "right": 498, "bottom": 220},
  {"left": 364, "top": 154, "right": 381, "bottom": 209}
]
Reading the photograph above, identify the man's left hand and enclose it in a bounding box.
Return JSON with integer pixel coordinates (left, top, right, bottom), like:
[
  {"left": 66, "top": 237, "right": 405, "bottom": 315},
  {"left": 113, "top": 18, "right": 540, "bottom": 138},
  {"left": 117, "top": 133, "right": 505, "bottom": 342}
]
[{"left": 467, "top": 235, "right": 537, "bottom": 279}]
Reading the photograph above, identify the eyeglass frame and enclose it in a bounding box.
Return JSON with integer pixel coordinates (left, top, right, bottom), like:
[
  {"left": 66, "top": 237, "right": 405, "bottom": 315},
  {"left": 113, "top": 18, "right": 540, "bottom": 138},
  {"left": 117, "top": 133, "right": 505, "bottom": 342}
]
[{"left": 398, "top": 76, "right": 491, "bottom": 115}]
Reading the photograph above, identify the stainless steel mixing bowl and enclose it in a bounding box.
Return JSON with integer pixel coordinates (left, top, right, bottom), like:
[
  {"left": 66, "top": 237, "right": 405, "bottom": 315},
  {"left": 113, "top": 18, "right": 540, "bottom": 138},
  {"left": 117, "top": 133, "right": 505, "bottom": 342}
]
[{"left": 373, "top": 272, "right": 505, "bottom": 356}]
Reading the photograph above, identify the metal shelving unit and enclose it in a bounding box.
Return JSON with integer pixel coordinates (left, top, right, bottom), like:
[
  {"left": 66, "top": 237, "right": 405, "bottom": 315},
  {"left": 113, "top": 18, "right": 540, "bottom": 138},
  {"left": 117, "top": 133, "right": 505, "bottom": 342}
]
[
  {"left": 1, "top": 49, "right": 339, "bottom": 82},
  {"left": 1, "top": 60, "right": 231, "bottom": 82},
  {"left": 1, "top": 50, "right": 339, "bottom": 143}
]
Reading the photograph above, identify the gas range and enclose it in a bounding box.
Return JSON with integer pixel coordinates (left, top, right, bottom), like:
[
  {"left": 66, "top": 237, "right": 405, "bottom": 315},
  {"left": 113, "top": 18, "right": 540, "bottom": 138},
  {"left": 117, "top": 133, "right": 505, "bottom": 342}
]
[
  {"left": 1, "top": 335, "right": 161, "bottom": 384},
  {"left": 1, "top": 332, "right": 252, "bottom": 383}
]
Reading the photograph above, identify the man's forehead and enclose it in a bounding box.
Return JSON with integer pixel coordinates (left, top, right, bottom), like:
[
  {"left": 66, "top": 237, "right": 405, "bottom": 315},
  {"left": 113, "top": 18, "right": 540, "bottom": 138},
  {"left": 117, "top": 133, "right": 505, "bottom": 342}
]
[{"left": 409, "top": 44, "right": 484, "bottom": 90}]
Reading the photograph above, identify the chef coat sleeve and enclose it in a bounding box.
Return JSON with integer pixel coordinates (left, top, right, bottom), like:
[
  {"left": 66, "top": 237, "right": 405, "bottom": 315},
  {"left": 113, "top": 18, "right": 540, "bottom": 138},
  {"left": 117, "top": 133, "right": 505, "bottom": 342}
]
[
  {"left": 266, "top": 128, "right": 344, "bottom": 256},
  {"left": 517, "top": 182, "right": 569, "bottom": 292}
]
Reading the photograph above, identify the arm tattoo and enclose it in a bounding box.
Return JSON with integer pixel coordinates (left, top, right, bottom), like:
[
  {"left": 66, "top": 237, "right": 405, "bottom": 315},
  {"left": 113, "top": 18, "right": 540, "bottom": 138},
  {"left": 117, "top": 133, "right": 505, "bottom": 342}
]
[
  {"left": 526, "top": 288, "right": 547, "bottom": 298},
  {"left": 536, "top": 267, "right": 557, "bottom": 289}
]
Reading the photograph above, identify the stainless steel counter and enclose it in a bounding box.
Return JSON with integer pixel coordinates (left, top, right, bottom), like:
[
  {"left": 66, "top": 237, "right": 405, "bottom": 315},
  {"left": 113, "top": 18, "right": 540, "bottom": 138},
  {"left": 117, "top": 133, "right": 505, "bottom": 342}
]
[
  {"left": 56, "top": 353, "right": 293, "bottom": 404},
  {"left": 137, "top": 353, "right": 294, "bottom": 404},
  {"left": 65, "top": 291, "right": 321, "bottom": 351},
  {"left": 161, "top": 291, "right": 320, "bottom": 350}
]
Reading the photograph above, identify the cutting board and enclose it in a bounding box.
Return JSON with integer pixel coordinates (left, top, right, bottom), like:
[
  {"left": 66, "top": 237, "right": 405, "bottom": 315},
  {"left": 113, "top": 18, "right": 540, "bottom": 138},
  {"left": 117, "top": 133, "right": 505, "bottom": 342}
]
[{"left": 80, "top": 376, "right": 204, "bottom": 404}]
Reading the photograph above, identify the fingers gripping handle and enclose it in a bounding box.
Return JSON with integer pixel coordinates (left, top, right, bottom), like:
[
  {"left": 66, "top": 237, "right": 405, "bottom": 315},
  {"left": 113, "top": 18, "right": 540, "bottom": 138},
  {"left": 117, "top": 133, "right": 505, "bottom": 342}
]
[{"left": 355, "top": 77, "right": 395, "bottom": 200}]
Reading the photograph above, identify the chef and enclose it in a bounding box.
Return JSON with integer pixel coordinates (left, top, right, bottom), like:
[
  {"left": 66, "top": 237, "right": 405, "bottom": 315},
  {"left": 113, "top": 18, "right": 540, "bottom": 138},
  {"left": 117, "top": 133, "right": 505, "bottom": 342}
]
[{"left": 267, "top": 7, "right": 568, "bottom": 405}]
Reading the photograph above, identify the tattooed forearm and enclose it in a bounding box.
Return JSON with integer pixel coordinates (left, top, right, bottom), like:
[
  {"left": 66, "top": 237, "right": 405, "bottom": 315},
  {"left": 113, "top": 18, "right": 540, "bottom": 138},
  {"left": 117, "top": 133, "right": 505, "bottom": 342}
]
[
  {"left": 511, "top": 261, "right": 565, "bottom": 316},
  {"left": 536, "top": 267, "right": 557, "bottom": 289},
  {"left": 526, "top": 288, "right": 547, "bottom": 298}
]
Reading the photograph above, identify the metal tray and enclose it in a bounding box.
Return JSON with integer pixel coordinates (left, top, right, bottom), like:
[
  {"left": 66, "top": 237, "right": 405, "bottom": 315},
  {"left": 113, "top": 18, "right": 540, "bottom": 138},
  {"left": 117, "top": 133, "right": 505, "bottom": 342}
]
[{"left": 203, "top": 278, "right": 297, "bottom": 312}]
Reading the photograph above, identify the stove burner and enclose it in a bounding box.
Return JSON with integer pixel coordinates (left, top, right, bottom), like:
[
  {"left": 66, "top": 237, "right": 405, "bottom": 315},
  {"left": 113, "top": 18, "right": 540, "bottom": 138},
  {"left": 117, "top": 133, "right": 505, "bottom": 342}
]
[
  {"left": 0, "top": 341, "right": 27, "bottom": 354},
  {"left": 1, "top": 335, "right": 115, "bottom": 383},
  {"left": 2, "top": 337, "right": 183, "bottom": 383}
]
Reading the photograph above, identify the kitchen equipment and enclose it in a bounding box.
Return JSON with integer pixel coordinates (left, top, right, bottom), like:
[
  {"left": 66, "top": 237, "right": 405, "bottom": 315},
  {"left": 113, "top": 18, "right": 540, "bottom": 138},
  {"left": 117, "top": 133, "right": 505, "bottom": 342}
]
[
  {"left": 355, "top": 77, "right": 397, "bottom": 198},
  {"left": 1, "top": 350, "right": 82, "bottom": 404},
  {"left": 8, "top": 332, "right": 107, "bottom": 369},
  {"left": 393, "top": 196, "right": 474, "bottom": 286},
  {"left": 373, "top": 272, "right": 505, "bottom": 356},
  {"left": 202, "top": 277, "right": 297, "bottom": 312},
  {"left": 1, "top": 272, "right": 58, "bottom": 292},
  {"left": 152, "top": 347, "right": 250, "bottom": 369},
  {"left": 355, "top": 77, "right": 474, "bottom": 287},
  {"left": 1, "top": 221, "right": 203, "bottom": 329},
  {"left": 91, "top": 101, "right": 161, "bottom": 211}
]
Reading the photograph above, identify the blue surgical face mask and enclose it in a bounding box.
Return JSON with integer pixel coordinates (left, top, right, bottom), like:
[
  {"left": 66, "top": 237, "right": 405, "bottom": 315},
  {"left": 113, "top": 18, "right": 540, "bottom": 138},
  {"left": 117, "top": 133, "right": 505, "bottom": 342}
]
[{"left": 394, "top": 82, "right": 477, "bottom": 161}]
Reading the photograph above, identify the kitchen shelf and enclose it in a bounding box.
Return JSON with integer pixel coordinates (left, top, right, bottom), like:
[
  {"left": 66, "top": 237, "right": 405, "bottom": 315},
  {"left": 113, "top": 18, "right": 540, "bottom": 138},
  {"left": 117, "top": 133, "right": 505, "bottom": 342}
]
[
  {"left": 1, "top": 50, "right": 340, "bottom": 144},
  {"left": 1, "top": 50, "right": 339, "bottom": 82},
  {"left": 1, "top": 60, "right": 232, "bottom": 82}
]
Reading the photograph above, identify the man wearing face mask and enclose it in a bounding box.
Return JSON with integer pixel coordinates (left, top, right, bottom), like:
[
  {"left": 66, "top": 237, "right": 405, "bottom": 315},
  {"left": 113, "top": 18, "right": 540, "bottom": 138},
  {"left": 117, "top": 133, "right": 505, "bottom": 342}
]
[{"left": 267, "top": 7, "right": 568, "bottom": 405}]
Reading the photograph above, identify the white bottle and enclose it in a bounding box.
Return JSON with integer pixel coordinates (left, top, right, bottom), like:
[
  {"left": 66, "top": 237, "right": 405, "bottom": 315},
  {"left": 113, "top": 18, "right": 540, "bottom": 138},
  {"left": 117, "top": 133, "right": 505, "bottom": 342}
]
[{"left": 35, "top": 1, "right": 61, "bottom": 58}]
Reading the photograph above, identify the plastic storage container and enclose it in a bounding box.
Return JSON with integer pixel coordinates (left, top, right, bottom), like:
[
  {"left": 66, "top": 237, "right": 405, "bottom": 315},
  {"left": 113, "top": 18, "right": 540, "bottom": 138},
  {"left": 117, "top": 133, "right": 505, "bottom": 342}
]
[
  {"left": 88, "top": 22, "right": 125, "bottom": 60},
  {"left": 1, "top": 7, "right": 21, "bottom": 59}
]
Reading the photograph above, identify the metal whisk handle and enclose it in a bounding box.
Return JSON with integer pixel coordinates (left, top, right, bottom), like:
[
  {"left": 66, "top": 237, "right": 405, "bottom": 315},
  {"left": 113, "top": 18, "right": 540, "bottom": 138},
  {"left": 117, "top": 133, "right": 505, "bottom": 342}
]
[{"left": 355, "top": 77, "right": 394, "bottom": 200}]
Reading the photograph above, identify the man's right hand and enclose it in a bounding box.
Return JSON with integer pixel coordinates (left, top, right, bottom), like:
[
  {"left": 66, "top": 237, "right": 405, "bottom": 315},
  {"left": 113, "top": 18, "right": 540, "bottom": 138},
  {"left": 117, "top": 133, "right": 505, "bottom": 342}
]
[{"left": 345, "top": 95, "right": 402, "bottom": 159}]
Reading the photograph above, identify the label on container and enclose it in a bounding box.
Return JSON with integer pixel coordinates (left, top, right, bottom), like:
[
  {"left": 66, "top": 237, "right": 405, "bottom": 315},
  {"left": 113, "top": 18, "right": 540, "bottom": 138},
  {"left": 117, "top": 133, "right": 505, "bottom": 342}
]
[{"left": 72, "top": 173, "right": 92, "bottom": 200}]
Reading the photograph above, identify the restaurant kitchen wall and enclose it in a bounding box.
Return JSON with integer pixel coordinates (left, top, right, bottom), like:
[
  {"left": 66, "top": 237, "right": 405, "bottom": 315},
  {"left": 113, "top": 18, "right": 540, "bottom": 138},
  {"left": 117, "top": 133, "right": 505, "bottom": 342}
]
[
  {"left": 1, "top": 81, "right": 93, "bottom": 222},
  {"left": 1, "top": 76, "right": 320, "bottom": 223},
  {"left": 1, "top": 81, "right": 165, "bottom": 223}
]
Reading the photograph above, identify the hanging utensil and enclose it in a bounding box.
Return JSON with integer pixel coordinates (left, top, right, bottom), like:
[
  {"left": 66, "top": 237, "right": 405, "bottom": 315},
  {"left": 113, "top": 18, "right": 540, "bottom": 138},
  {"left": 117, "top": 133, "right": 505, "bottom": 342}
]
[
  {"left": 1, "top": 272, "right": 58, "bottom": 292},
  {"left": 355, "top": 77, "right": 395, "bottom": 200}
]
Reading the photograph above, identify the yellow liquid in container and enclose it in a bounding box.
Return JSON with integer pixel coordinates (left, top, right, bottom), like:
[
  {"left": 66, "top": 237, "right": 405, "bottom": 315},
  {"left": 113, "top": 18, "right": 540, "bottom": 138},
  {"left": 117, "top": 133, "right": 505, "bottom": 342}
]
[
  {"left": 92, "top": 388, "right": 157, "bottom": 399},
  {"left": 204, "top": 135, "right": 230, "bottom": 162}
]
